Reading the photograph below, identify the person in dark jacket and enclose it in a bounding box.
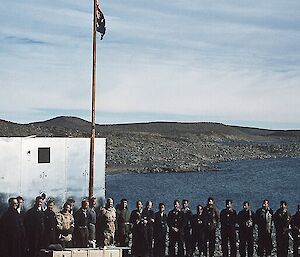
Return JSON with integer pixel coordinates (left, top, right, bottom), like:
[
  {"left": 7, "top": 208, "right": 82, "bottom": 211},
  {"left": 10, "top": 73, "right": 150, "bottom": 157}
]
[
  {"left": 291, "top": 205, "right": 300, "bottom": 257},
  {"left": 130, "top": 200, "right": 148, "bottom": 257},
  {"left": 192, "top": 204, "right": 208, "bottom": 257},
  {"left": 74, "top": 199, "right": 89, "bottom": 247},
  {"left": 255, "top": 199, "right": 273, "bottom": 257},
  {"left": 168, "top": 199, "right": 184, "bottom": 257},
  {"left": 205, "top": 197, "right": 219, "bottom": 257},
  {"left": 44, "top": 199, "right": 58, "bottom": 248},
  {"left": 182, "top": 199, "right": 193, "bottom": 257},
  {"left": 142, "top": 200, "right": 155, "bottom": 257},
  {"left": 220, "top": 199, "right": 237, "bottom": 257},
  {"left": 0, "top": 197, "right": 26, "bottom": 257},
  {"left": 154, "top": 203, "right": 168, "bottom": 257},
  {"left": 274, "top": 201, "right": 292, "bottom": 257},
  {"left": 238, "top": 201, "right": 255, "bottom": 257},
  {"left": 16, "top": 195, "right": 27, "bottom": 255},
  {"left": 116, "top": 198, "right": 131, "bottom": 247},
  {"left": 24, "top": 195, "right": 45, "bottom": 257}
]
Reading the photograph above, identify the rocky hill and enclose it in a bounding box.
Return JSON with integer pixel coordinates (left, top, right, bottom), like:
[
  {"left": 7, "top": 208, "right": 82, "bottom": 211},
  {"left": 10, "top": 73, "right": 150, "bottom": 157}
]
[{"left": 1, "top": 116, "right": 300, "bottom": 173}]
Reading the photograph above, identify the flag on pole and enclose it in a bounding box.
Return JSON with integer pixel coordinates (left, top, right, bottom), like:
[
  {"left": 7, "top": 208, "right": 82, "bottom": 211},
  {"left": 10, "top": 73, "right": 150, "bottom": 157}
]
[{"left": 96, "top": 0, "right": 106, "bottom": 40}]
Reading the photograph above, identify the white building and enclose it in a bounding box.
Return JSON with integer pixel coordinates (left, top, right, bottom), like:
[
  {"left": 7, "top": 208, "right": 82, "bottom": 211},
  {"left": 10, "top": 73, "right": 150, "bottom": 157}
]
[{"left": 0, "top": 137, "right": 106, "bottom": 211}]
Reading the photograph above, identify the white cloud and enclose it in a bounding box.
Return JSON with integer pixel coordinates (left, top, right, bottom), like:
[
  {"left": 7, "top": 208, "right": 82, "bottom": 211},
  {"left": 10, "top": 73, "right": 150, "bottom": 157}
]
[{"left": 0, "top": 0, "right": 299, "bottom": 129}]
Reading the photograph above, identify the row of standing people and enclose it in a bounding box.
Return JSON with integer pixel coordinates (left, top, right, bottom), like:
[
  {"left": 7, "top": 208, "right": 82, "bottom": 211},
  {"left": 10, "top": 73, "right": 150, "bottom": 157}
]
[
  {"left": 127, "top": 198, "right": 300, "bottom": 257},
  {"left": 1, "top": 195, "right": 300, "bottom": 257}
]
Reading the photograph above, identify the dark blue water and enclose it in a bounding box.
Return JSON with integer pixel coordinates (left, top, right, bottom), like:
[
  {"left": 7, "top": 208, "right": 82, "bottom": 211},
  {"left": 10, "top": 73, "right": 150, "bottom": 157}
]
[{"left": 106, "top": 158, "right": 300, "bottom": 213}]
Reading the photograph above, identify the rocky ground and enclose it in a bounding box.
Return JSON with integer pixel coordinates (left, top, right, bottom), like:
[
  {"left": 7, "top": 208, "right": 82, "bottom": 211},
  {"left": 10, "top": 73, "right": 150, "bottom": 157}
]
[{"left": 1, "top": 116, "right": 300, "bottom": 174}]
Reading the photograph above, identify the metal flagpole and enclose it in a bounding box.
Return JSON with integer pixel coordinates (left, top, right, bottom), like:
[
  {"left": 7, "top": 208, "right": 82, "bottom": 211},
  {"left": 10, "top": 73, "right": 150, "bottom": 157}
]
[{"left": 89, "top": 0, "right": 97, "bottom": 199}]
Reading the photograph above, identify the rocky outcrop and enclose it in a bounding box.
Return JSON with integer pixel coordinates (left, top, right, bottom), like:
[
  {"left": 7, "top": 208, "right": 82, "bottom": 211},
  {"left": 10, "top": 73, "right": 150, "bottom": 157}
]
[{"left": 1, "top": 116, "right": 300, "bottom": 173}]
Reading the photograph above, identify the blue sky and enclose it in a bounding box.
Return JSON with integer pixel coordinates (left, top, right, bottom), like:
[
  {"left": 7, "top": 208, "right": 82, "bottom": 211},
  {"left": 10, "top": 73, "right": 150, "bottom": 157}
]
[{"left": 0, "top": 0, "right": 300, "bottom": 129}]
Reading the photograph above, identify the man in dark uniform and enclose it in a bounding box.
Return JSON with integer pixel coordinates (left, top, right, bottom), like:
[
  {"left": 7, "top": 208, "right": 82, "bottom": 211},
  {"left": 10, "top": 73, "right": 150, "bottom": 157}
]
[
  {"left": 0, "top": 197, "right": 26, "bottom": 257},
  {"left": 220, "top": 199, "right": 237, "bottom": 257},
  {"left": 24, "top": 195, "right": 45, "bottom": 257},
  {"left": 238, "top": 201, "right": 255, "bottom": 257},
  {"left": 205, "top": 197, "right": 219, "bottom": 257},
  {"left": 142, "top": 200, "right": 155, "bottom": 257},
  {"left": 116, "top": 198, "right": 131, "bottom": 247},
  {"left": 44, "top": 199, "right": 58, "bottom": 248},
  {"left": 182, "top": 199, "right": 193, "bottom": 257},
  {"left": 292, "top": 205, "right": 300, "bottom": 257},
  {"left": 130, "top": 200, "right": 148, "bottom": 257},
  {"left": 154, "top": 203, "right": 168, "bottom": 257},
  {"left": 168, "top": 199, "right": 184, "bottom": 257},
  {"left": 256, "top": 199, "right": 273, "bottom": 257},
  {"left": 192, "top": 204, "right": 208, "bottom": 257},
  {"left": 274, "top": 201, "right": 292, "bottom": 257},
  {"left": 74, "top": 199, "right": 89, "bottom": 247}
]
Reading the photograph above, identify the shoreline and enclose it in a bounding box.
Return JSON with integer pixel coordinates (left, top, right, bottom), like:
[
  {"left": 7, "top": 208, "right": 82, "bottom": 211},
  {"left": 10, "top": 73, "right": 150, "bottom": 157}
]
[{"left": 105, "top": 156, "right": 299, "bottom": 175}]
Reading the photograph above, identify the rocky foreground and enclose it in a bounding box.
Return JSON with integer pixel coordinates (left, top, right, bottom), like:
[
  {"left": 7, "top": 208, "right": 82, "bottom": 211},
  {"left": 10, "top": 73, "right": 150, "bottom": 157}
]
[{"left": 1, "top": 116, "right": 300, "bottom": 174}]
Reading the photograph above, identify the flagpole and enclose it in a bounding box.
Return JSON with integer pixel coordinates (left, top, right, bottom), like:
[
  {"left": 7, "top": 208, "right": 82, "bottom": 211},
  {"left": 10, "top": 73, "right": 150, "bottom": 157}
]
[{"left": 89, "top": 0, "right": 97, "bottom": 199}]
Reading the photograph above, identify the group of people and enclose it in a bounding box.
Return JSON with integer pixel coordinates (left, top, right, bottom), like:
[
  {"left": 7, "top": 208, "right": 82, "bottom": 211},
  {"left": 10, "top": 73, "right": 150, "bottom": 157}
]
[
  {"left": 0, "top": 195, "right": 300, "bottom": 257},
  {"left": 127, "top": 198, "right": 300, "bottom": 257},
  {"left": 0, "top": 195, "right": 116, "bottom": 257}
]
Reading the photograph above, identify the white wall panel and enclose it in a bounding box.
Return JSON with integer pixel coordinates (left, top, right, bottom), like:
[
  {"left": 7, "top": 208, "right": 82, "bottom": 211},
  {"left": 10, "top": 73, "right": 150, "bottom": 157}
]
[{"left": 0, "top": 137, "right": 106, "bottom": 212}]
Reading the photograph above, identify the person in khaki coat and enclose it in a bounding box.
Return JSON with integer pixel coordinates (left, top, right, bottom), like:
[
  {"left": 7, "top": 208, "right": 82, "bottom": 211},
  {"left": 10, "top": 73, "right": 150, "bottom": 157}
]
[
  {"left": 97, "top": 198, "right": 116, "bottom": 247},
  {"left": 56, "top": 202, "right": 74, "bottom": 248}
]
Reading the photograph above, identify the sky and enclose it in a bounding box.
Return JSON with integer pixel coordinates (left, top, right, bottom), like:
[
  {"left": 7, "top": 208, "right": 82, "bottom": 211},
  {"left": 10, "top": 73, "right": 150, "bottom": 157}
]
[{"left": 0, "top": 0, "right": 300, "bottom": 129}]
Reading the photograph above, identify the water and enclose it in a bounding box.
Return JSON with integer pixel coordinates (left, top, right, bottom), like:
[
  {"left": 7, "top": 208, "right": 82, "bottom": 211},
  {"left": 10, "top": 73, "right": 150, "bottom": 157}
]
[{"left": 106, "top": 158, "right": 300, "bottom": 213}]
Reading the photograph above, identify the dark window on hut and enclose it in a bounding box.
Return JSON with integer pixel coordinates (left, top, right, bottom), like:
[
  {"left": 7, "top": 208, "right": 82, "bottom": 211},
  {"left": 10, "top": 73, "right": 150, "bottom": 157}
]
[{"left": 38, "top": 147, "right": 50, "bottom": 163}]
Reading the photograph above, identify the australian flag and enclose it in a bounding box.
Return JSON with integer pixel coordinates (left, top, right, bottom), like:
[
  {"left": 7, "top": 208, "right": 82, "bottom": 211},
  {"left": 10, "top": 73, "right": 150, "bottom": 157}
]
[{"left": 96, "top": 0, "right": 106, "bottom": 40}]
